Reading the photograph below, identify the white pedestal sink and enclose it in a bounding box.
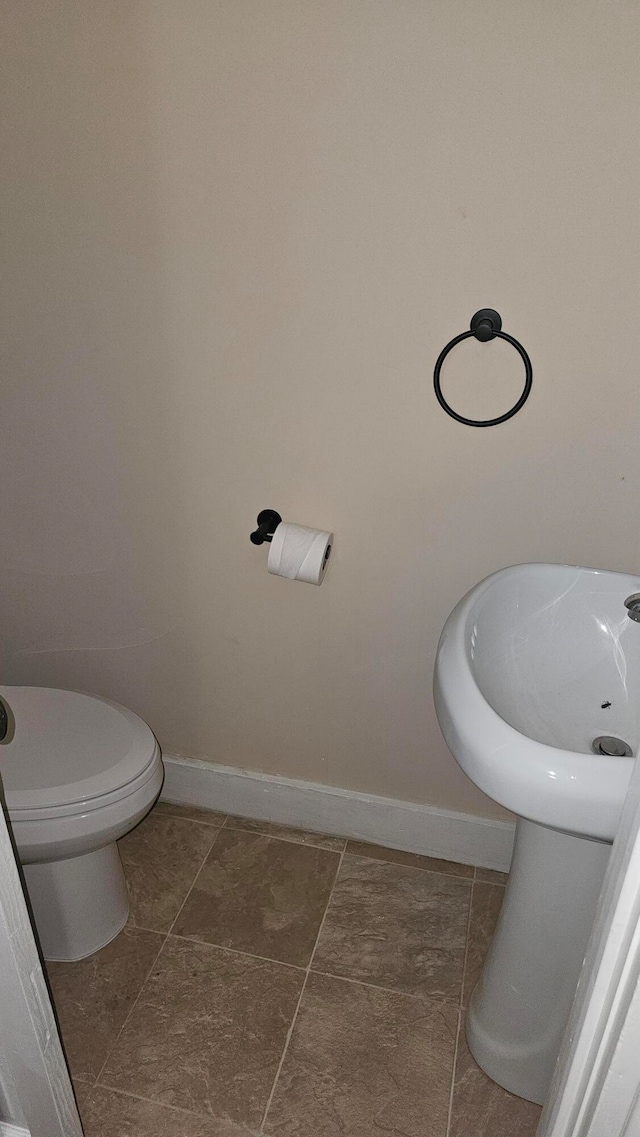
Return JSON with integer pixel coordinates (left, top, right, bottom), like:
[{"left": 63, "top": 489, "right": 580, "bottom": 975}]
[{"left": 434, "top": 563, "right": 638, "bottom": 1105}]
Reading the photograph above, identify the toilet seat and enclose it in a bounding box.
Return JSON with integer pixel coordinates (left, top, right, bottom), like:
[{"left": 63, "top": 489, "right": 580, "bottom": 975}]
[{"left": 0, "top": 685, "right": 160, "bottom": 820}]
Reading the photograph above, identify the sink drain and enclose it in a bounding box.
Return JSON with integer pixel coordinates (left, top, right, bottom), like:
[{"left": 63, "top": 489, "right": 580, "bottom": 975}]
[{"left": 592, "top": 735, "right": 633, "bottom": 757}]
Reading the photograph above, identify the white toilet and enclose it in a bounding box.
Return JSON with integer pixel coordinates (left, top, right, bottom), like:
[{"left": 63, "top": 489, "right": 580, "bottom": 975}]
[{"left": 0, "top": 685, "right": 163, "bottom": 962}]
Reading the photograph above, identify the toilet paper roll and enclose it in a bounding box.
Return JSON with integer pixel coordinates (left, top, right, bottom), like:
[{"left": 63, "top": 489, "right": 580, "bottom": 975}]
[{"left": 268, "top": 523, "right": 333, "bottom": 585}]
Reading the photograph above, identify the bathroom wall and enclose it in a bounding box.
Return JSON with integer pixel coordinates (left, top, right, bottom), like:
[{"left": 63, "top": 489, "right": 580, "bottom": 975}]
[{"left": 1, "top": 1, "right": 639, "bottom": 819}]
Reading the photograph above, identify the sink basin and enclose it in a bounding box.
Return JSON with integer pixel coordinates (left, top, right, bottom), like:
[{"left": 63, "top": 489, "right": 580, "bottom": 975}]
[
  {"left": 435, "top": 562, "right": 637, "bottom": 840},
  {"left": 434, "top": 563, "right": 640, "bottom": 1105}
]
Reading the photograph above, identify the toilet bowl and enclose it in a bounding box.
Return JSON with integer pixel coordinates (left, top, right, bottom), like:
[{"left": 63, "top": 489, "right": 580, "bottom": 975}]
[{"left": 0, "top": 685, "right": 163, "bottom": 962}]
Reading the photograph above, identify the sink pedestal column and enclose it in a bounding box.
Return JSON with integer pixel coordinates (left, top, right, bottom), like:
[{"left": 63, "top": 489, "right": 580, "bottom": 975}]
[{"left": 466, "top": 818, "right": 610, "bottom": 1105}]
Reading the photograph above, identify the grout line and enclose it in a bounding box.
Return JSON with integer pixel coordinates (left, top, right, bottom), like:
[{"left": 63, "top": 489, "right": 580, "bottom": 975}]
[
  {"left": 464, "top": 880, "right": 478, "bottom": 987},
  {"left": 446, "top": 1006, "right": 464, "bottom": 1137},
  {"left": 344, "top": 850, "right": 475, "bottom": 883},
  {"left": 222, "top": 818, "right": 347, "bottom": 853},
  {"left": 93, "top": 830, "right": 219, "bottom": 1086},
  {"left": 87, "top": 816, "right": 480, "bottom": 1130},
  {"left": 297, "top": 839, "right": 344, "bottom": 974},
  {"left": 153, "top": 800, "right": 228, "bottom": 827},
  {"left": 307, "top": 967, "right": 460, "bottom": 1006},
  {"left": 155, "top": 800, "right": 228, "bottom": 820},
  {"left": 445, "top": 877, "right": 475, "bottom": 1137},
  {"left": 259, "top": 844, "right": 346, "bottom": 1133},
  {"left": 122, "top": 921, "right": 172, "bottom": 936},
  {"left": 258, "top": 970, "right": 310, "bottom": 1134},
  {"left": 160, "top": 806, "right": 490, "bottom": 874},
  {"left": 164, "top": 825, "right": 223, "bottom": 938},
  {"left": 158, "top": 815, "right": 226, "bottom": 829},
  {"left": 88, "top": 1080, "right": 227, "bottom": 1122},
  {"left": 93, "top": 929, "right": 169, "bottom": 1086},
  {"left": 143, "top": 929, "right": 460, "bottom": 1008},
  {"left": 166, "top": 932, "right": 306, "bottom": 973}
]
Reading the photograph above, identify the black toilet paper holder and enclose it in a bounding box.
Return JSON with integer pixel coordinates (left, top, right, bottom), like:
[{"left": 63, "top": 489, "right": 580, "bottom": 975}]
[{"left": 250, "top": 510, "right": 282, "bottom": 545}]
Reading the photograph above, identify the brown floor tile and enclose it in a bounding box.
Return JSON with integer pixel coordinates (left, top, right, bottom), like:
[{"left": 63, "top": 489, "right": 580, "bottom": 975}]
[
  {"left": 72, "top": 1074, "right": 95, "bottom": 1090},
  {"left": 154, "top": 800, "right": 228, "bottom": 826},
  {"left": 463, "top": 882, "right": 504, "bottom": 1007},
  {"left": 346, "top": 839, "right": 474, "bottom": 878},
  {"left": 47, "top": 926, "right": 163, "bottom": 1081},
  {"left": 173, "top": 828, "right": 340, "bottom": 967},
  {"left": 101, "top": 936, "right": 303, "bottom": 1128},
  {"left": 449, "top": 1025, "right": 541, "bottom": 1137},
  {"left": 312, "top": 854, "right": 471, "bottom": 1000},
  {"left": 225, "top": 815, "right": 345, "bottom": 851},
  {"left": 475, "top": 867, "right": 508, "bottom": 885},
  {"left": 76, "top": 1083, "right": 257, "bottom": 1136},
  {"left": 118, "top": 812, "right": 218, "bottom": 932},
  {"left": 264, "top": 972, "right": 457, "bottom": 1137}
]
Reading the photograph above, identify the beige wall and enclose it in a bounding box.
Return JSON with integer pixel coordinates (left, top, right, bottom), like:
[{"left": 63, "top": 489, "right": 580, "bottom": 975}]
[{"left": 1, "top": 1, "right": 639, "bottom": 819}]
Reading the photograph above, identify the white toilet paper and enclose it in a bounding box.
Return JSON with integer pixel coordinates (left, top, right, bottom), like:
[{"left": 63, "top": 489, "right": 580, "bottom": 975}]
[{"left": 268, "top": 523, "right": 333, "bottom": 585}]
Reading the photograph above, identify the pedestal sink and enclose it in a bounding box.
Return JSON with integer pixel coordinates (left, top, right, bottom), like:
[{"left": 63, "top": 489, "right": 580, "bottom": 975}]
[{"left": 434, "top": 563, "right": 638, "bottom": 1104}]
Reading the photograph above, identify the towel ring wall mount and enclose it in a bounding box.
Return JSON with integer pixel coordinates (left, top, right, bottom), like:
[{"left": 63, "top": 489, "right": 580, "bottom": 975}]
[{"left": 433, "top": 309, "right": 533, "bottom": 427}]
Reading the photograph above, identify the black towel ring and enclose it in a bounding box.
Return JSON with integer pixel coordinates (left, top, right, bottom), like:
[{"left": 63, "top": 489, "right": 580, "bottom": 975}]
[{"left": 433, "top": 309, "right": 532, "bottom": 427}]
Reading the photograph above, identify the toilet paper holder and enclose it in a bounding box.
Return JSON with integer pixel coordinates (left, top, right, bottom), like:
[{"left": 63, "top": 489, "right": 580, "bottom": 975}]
[{"left": 250, "top": 510, "right": 282, "bottom": 545}]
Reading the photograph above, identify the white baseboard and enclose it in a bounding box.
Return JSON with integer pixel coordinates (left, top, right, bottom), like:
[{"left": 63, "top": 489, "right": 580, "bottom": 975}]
[
  {"left": 0, "top": 1124, "right": 30, "bottom": 1136},
  {"left": 161, "top": 755, "right": 515, "bottom": 872}
]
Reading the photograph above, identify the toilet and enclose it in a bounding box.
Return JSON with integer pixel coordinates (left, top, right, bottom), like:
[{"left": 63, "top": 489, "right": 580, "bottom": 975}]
[{"left": 0, "top": 685, "right": 163, "bottom": 962}]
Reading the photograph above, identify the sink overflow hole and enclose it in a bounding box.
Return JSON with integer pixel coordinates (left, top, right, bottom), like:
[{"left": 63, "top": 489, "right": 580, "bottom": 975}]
[{"left": 592, "top": 735, "right": 633, "bottom": 758}]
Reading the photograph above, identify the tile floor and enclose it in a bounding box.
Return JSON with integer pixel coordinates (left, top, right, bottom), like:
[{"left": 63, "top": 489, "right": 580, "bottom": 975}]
[{"left": 45, "top": 802, "right": 542, "bottom": 1136}]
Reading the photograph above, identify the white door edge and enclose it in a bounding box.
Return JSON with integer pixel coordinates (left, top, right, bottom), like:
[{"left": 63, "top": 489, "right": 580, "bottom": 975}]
[
  {"left": 0, "top": 799, "right": 82, "bottom": 1137},
  {"left": 540, "top": 753, "right": 640, "bottom": 1137}
]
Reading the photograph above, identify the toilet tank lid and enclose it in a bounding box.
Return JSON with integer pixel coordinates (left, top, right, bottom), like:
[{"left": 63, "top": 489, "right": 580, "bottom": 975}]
[{"left": 0, "top": 686, "right": 159, "bottom": 811}]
